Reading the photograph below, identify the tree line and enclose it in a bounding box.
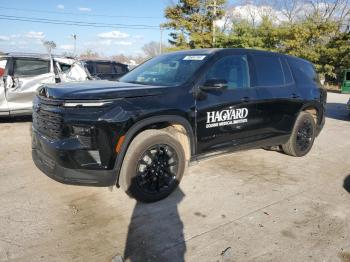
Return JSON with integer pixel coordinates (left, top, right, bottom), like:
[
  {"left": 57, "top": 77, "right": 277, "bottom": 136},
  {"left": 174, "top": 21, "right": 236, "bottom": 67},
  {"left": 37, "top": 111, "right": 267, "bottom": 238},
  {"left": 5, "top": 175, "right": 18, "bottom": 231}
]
[{"left": 163, "top": 0, "right": 350, "bottom": 85}]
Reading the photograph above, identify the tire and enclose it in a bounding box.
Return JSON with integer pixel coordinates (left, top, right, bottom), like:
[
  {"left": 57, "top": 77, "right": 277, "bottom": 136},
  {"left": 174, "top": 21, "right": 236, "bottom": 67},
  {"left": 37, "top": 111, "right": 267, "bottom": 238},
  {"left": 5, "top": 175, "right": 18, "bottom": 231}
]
[
  {"left": 282, "top": 112, "right": 316, "bottom": 157},
  {"left": 119, "top": 128, "right": 188, "bottom": 203}
]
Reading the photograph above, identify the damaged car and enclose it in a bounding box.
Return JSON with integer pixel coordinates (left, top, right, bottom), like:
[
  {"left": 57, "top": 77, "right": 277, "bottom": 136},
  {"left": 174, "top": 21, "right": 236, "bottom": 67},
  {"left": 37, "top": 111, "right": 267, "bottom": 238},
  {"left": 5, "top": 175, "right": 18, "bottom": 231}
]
[{"left": 0, "top": 53, "right": 91, "bottom": 116}]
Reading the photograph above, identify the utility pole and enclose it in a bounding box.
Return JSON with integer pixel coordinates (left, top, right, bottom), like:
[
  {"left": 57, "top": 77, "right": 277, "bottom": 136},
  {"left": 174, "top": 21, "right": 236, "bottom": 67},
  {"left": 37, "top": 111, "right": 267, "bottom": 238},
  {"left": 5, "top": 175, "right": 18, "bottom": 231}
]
[
  {"left": 208, "top": 0, "right": 218, "bottom": 47},
  {"left": 71, "top": 34, "right": 77, "bottom": 57},
  {"left": 212, "top": 0, "right": 217, "bottom": 47},
  {"left": 159, "top": 26, "right": 163, "bottom": 55}
]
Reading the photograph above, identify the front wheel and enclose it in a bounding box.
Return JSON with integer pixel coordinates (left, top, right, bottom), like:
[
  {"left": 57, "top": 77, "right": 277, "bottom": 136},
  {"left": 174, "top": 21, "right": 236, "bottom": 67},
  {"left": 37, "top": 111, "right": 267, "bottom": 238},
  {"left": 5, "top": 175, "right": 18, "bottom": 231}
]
[
  {"left": 119, "top": 129, "right": 187, "bottom": 203},
  {"left": 282, "top": 112, "right": 316, "bottom": 157}
]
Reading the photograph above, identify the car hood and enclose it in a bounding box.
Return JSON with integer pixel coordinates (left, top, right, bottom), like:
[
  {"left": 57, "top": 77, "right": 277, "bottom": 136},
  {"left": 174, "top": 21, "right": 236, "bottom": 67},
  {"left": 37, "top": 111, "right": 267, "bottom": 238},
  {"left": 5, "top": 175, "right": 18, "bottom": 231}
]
[{"left": 41, "top": 80, "right": 169, "bottom": 100}]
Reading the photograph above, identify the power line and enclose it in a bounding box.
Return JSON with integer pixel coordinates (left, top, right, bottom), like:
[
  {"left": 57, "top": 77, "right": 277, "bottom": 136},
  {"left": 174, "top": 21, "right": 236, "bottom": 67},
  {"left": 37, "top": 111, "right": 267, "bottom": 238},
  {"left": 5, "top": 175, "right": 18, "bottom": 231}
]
[
  {"left": 0, "top": 6, "right": 163, "bottom": 20},
  {"left": 0, "top": 14, "right": 160, "bottom": 30}
]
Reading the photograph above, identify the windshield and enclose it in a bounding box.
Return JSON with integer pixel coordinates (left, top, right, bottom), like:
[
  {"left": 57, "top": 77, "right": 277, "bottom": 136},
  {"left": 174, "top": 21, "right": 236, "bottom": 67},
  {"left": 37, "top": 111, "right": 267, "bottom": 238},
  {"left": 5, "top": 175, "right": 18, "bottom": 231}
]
[{"left": 119, "top": 53, "right": 208, "bottom": 86}]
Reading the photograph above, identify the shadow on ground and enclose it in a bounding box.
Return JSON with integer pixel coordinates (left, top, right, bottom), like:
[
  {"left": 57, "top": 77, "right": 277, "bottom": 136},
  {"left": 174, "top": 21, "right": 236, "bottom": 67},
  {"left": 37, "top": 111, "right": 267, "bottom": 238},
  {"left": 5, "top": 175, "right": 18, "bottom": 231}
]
[
  {"left": 326, "top": 103, "right": 349, "bottom": 121},
  {"left": 0, "top": 115, "right": 32, "bottom": 123},
  {"left": 121, "top": 188, "right": 186, "bottom": 262},
  {"left": 343, "top": 175, "right": 350, "bottom": 193}
]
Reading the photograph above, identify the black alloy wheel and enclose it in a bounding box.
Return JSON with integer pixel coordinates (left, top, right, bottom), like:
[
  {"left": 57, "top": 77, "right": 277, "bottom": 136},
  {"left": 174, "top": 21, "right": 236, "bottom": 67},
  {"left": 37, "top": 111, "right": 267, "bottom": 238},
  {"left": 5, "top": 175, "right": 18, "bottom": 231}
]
[
  {"left": 295, "top": 119, "right": 314, "bottom": 152},
  {"left": 136, "top": 144, "right": 179, "bottom": 195}
]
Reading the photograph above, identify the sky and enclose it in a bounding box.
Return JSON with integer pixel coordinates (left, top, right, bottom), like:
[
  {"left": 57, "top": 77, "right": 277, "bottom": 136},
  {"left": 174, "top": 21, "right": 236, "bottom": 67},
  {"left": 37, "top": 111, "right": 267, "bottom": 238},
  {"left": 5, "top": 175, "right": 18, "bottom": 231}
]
[{"left": 0, "top": 0, "right": 177, "bottom": 56}]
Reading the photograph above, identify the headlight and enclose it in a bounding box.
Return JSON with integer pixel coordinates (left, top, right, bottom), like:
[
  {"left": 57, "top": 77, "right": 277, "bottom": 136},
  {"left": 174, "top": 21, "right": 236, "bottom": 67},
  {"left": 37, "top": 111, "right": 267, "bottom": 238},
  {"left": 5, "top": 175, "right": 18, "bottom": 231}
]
[{"left": 63, "top": 101, "right": 112, "bottom": 107}]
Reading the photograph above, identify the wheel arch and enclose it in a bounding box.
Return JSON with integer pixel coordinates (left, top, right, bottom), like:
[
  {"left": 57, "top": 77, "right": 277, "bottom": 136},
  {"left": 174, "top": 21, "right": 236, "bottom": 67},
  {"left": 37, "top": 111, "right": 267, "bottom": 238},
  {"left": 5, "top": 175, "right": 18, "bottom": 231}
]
[
  {"left": 299, "top": 102, "right": 321, "bottom": 125},
  {"left": 113, "top": 115, "right": 195, "bottom": 187}
]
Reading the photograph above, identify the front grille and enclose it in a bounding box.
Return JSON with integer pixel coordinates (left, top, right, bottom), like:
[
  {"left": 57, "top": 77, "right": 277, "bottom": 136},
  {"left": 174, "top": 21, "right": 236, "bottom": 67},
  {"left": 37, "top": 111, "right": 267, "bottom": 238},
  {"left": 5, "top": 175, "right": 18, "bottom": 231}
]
[{"left": 33, "top": 97, "right": 65, "bottom": 140}]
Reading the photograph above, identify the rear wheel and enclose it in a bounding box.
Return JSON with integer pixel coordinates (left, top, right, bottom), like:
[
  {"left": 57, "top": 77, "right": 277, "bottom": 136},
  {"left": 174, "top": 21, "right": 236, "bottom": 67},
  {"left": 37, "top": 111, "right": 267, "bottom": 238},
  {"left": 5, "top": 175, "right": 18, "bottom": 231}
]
[
  {"left": 282, "top": 112, "right": 316, "bottom": 157},
  {"left": 120, "top": 129, "right": 187, "bottom": 203}
]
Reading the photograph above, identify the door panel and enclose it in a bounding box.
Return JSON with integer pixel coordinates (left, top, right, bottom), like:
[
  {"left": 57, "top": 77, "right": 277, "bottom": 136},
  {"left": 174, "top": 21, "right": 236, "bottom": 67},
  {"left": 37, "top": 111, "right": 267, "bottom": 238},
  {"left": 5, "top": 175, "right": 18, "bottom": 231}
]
[
  {"left": 0, "top": 77, "right": 9, "bottom": 114},
  {"left": 5, "top": 58, "right": 55, "bottom": 112},
  {"left": 196, "top": 54, "right": 260, "bottom": 154},
  {"left": 6, "top": 73, "right": 55, "bottom": 112},
  {"left": 251, "top": 55, "right": 302, "bottom": 140},
  {"left": 196, "top": 88, "right": 259, "bottom": 153},
  {"left": 0, "top": 58, "right": 9, "bottom": 114}
]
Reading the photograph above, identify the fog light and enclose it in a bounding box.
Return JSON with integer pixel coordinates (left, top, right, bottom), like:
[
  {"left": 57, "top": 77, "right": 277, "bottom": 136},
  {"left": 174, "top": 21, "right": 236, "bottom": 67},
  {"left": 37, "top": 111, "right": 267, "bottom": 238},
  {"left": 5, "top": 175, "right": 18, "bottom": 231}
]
[{"left": 72, "top": 126, "right": 92, "bottom": 136}]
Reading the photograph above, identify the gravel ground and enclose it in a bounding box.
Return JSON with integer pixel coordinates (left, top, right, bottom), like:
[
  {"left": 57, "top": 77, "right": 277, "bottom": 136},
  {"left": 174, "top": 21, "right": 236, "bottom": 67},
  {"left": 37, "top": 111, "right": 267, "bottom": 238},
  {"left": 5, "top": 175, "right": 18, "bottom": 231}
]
[{"left": 0, "top": 92, "right": 349, "bottom": 262}]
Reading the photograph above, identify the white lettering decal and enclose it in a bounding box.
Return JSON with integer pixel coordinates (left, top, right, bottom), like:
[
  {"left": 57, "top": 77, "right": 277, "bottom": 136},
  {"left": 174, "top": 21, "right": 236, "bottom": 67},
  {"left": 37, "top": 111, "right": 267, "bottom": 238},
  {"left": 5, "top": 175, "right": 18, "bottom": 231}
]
[
  {"left": 183, "top": 55, "right": 206, "bottom": 61},
  {"left": 205, "top": 107, "right": 249, "bottom": 128}
]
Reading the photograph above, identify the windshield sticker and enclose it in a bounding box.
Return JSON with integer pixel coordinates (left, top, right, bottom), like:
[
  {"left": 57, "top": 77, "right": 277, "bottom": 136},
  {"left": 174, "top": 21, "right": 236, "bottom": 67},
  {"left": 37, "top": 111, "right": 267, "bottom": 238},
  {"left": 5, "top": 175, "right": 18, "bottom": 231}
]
[
  {"left": 183, "top": 55, "right": 206, "bottom": 61},
  {"left": 206, "top": 108, "right": 248, "bottom": 129}
]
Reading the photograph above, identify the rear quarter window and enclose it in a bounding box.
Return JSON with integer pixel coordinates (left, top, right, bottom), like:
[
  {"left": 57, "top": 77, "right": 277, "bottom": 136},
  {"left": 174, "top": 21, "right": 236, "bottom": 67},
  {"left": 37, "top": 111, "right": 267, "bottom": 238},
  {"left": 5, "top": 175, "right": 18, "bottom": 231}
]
[
  {"left": 251, "top": 55, "right": 284, "bottom": 87},
  {"left": 287, "top": 58, "right": 319, "bottom": 86}
]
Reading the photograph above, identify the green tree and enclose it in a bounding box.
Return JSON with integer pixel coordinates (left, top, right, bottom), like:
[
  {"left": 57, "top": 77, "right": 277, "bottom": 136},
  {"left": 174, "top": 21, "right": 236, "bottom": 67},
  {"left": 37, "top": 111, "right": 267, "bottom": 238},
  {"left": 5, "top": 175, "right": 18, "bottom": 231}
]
[{"left": 163, "top": 0, "right": 227, "bottom": 49}]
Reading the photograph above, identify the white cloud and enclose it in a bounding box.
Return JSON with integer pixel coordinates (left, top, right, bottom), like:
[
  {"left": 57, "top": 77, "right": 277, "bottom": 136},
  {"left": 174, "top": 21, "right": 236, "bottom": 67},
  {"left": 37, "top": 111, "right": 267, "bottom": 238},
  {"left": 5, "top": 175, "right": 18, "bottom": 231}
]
[
  {"left": 98, "top": 30, "right": 130, "bottom": 39},
  {"left": 92, "top": 40, "right": 133, "bottom": 46},
  {"left": 25, "top": 31, "right": 45, "bottom": 39},
  {"left": 59, "top": 44, "right": 74, "bottom": 50},
  {"left": 57, "top": 4, "right": 64, "bottom": 10},
  {"left": 78, "top": 7, "right": 92, "bottom": 12},
  {"left": 231, "top": 4, "right": 287, "bottom": 24},
  {"left": 0, "top": 36, "right": 10, "bottom": 41},
  {"left": 114, "top": 41, "right": 132, "bottom": 46}
]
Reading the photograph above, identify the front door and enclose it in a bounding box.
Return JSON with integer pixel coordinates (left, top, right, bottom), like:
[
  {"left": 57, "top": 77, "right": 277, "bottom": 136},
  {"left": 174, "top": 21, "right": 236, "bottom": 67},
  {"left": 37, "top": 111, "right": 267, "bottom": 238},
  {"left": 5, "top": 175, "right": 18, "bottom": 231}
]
[
  {"left": 5, "top": 57, "right": 55, "bottom": 113},
  {"left": 196, "top": 54, "right": 259, "bottom": 154}
]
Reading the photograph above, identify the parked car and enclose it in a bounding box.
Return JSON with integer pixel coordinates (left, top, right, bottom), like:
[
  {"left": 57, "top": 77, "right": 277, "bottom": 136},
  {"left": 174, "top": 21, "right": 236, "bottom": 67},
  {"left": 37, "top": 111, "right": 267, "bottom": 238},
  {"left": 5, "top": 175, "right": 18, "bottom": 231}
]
[
  {"left": 0, "top": 53, "right": 91, "bottom": 116},
  {"left": 347, "top": 98, "right": 350, "bottom": 115},
  {"left": 82, "top": 59, "right": 129, "bottom": 81},
  {"left": 341, "top": 69, "right": 350, "bottom": 93},
  {"left": 32, "top": 48, "right": 326, "bottom": 202}
]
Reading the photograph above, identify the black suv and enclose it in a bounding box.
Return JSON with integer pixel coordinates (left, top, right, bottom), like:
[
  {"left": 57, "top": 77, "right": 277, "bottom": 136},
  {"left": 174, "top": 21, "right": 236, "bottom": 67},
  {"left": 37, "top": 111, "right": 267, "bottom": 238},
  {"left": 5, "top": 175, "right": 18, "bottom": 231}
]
[
  {"left": 32, "top": 49, "right": 326, "bottom": 202},
  {"left": 82, "top": 59, "right": 129, "bottom": 81}
]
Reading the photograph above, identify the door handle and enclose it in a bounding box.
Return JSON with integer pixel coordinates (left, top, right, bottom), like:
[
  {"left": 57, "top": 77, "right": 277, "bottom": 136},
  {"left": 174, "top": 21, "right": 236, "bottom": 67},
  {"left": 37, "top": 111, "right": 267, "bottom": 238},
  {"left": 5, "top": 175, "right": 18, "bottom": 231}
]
[
  {"left": 290, "top": 93, "right": 300, "bottom": 99},
  {"left": 241, "top": 97, "right": 250, "bottom": 102}
]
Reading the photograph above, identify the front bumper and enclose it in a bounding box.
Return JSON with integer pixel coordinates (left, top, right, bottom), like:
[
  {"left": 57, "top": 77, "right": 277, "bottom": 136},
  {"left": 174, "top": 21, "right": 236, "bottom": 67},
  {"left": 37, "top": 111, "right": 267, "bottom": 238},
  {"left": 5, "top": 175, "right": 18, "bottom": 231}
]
[{"left": 32, "top": 129, "right": 116, "bottom": 187}]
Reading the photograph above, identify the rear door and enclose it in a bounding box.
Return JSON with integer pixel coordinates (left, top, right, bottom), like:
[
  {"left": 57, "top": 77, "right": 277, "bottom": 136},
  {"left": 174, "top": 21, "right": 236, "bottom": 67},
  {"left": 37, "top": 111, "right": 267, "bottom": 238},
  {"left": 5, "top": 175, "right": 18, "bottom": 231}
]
[
  {"left": 5, "top": 57, "right": 55, "bottom": 113},
  {"left": 251, "top": 53, "right": 301, "bottom": 141},
  {"left": 196, "top": 53, "right": 260, "bottom": 154}
]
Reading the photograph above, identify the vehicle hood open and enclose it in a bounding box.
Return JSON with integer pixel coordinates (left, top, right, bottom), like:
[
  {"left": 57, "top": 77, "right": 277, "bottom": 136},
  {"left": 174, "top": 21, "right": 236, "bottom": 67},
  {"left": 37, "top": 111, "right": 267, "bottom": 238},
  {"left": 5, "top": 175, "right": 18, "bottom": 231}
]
[{"left": 40, "top": 80, "right": 169, "bottom": 100}]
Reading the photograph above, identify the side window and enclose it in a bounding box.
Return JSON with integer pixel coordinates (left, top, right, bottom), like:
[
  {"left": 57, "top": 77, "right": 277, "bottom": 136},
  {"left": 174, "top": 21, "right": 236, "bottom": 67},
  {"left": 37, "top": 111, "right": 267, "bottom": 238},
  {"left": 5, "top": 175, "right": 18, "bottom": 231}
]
[
  {"left": 205, "top": 55, "right": 250, "bottom": 89},
  {"left": 114, "top": 64, "right": 125, "bottom": 74},
  {"left": 96, "top": 63, "right": 113, "bottom": 74},
  {"left": 288, "top": 58, "right": 319, "bottom": 85},
  {"left": 85, "top": 62, "right": 94, "bottom": 74},
  {"left": 59, "top": 63, "right": 71, "bottom": 72},
  {"left": 252, "top": 55, "right": 284, "bottom": 87},
  {"left": 13, "top": 59, "right": 50, "bottom": 76},
  {"left": 281, "top": 58, "right": 294, "bottom": 84}
]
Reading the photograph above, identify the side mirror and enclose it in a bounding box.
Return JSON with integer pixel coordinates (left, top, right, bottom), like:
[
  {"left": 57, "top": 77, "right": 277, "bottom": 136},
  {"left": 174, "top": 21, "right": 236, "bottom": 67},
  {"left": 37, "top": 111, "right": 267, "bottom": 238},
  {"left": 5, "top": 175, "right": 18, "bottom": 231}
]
[{"left": 201, "top": 79, "right": 228, "bottom": 91}]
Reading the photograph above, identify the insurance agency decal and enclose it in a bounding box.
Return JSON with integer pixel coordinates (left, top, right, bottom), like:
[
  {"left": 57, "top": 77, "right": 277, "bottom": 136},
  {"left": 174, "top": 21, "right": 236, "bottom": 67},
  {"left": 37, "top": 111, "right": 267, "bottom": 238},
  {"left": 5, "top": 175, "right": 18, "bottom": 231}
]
[{"left": 206, "top": 107, "right": 248, "bottom": 128}]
